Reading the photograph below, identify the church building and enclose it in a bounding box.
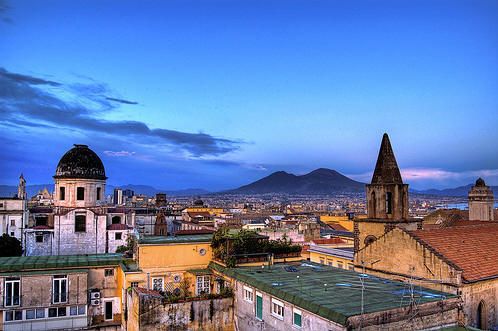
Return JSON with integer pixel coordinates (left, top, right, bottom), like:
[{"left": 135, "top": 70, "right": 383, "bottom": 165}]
[{"left": 355, "top": 134, "right": 498, "bottom": 330}]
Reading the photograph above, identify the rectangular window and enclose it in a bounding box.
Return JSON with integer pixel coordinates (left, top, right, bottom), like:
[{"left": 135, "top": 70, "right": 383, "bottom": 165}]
[
  {"left": 5, "top": 310, "right": 22, "bottom": 322},
  {"left": 76, "top": 187, "right": 85, "bottom": 200},
  {"left": 386, "top": 192, "right": 392, "bottom": 214},
  {"left": 196, "top": 276, "right": 210, "bottom": 295},
  {"left": 58, "top": 307, "right": 66, "bottom": 317},
  {"left": 60, "top": 187, "right": 65, "bottom": 200},
  {"left": 70, "top": 306, "right": 78, "bottom": 316},
  {"left": 35, "top": 216, "right": 48, "bottom": 227},
  {"left": 243, "top": 286, "right": 253, "bottom": 302},
  {"left": 36, "top": 234, "right": 44, "bottom": 243},
  {"left": 26, "top": 309, "right": 36, "bottom": 319},
  {"left": 319, "top": 257, "right": 325, "bottom": 265},
  {"left": 10, "top": 219, "right": 15, "bottom": 226},
  {"left": 10, "top": 232, "right": 14, "bottom": 237},
  {"left": 36, "top": 308, "right": 45, "bottom": 318},
  {"left": 48, "top": 307, "right": 57, "bottom": 318},
  {"left": 53, "top": 275, "right": 68, "bottom": 304},
  {"left": 105, "top": 269, "right": 114, "bottom": 277},
  {"left": 256, "top": 292, "right": 263, "bottom": 320},
  {"left": 337, "top": 261, "right": 344, "bottom": 269},
  {"left": 105, "top": 301, "right": 113, "bottom": 320},
  {"left": 115, "top": 232, "right": 122, "bottom": 240},
  {"left": 293, "top": 308, "right": 302, "bottom": 328},
  {"left": 96, "top": 187, "right": 102, "bottom": 201},
  {"left": 130, "top": 282, "right": 139, "bottom": 288},
  {"left": 5, "top": 278, "right": 20, "bottom": 307},
  {"left": 78, "top": 305, "right": 86, "bottom": 315},
  {"left": 75, "top": 214, "right": 86, "bottom": 232},
  {"left": 271, "top": 298, "right": 284, "bottom": 319},
  {"left": 152, "top": 277, "right": 163, "bottom": 291},
  {"left": 327, "top": 259, "right": 333, "bottom": 266},
  {"left": 348, "top": 264, "right": 355, "bottom": 271}
]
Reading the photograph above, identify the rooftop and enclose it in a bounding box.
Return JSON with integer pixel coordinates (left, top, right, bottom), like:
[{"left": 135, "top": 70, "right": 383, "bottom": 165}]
[
  {"left": 409, "top": 222, "right": 498, "bottom": 282},
  {"left": 0, "top": 254, "right": 123, "bottom": 273},
  {"left": 210, "top": 261, "right": 456, "bottom": 326},
  {"left": 138, "top": 234, "right": 213, "bottom": 245}
]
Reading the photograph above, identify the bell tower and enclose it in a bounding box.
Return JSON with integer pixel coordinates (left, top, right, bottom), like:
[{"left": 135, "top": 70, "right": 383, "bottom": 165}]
[
  {"left": 366, "top": 133, "right": 409, "bottom": 220},
  {"left": 468, "top": 178, "right": 494, "bottom": 221},
  {"left": 354, "top": 133, "right": 420, "bottom": 253}
]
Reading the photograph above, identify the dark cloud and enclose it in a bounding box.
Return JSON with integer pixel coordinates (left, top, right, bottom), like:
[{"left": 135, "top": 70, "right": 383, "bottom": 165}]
[
  {"left": 0, "top": 68, "right": 60, "bottom": 86},
  {"left": 0, "top": 67, "right": 242, "bottom": 156},
  {"left": 106, "top": 97, "right": 139, "bottom": 105}
]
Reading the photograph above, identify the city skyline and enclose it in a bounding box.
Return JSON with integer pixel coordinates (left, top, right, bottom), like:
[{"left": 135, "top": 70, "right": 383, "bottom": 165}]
[{"left": 1, "top": 0, "right": 498, "bottom": 190}]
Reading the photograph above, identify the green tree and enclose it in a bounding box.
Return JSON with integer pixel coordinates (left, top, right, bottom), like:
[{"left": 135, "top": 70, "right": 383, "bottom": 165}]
[{"left": 0, "top": 234, "right": 22, "bottom": 257}]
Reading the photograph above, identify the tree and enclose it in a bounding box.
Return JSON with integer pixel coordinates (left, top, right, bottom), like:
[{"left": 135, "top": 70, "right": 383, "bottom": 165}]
[{"left": 0, "top": 234, "right": 22, "bottom": 257}]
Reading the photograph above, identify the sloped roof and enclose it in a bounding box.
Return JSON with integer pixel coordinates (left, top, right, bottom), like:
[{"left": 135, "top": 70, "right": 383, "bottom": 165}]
[
  {"left": 409, "top": 222, "right": 498, "bottom": 282},
  {"left": 371, "top": 133, "right": 403, "bottom": 185}
]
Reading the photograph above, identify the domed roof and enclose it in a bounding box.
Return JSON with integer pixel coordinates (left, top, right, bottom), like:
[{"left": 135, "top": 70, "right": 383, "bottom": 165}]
[
  {"left": 475, "top": 177, "right": 486, "bottom": 187},
  {"left": 54, "top": 144, "right": 107, "bottom": 180}
]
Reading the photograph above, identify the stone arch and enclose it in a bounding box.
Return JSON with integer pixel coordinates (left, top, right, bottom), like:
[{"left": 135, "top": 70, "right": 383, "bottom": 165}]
[{"left": 477, "top": 300, "right": 487, "bottom": 330}]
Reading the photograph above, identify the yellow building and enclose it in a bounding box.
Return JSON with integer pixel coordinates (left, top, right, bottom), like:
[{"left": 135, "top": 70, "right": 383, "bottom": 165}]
[
  {"left": 308, "top": 243, "right": 354, "bottom": 270},
  {"left": 120, "top": 234, "right": 216, "bottom": 299}
]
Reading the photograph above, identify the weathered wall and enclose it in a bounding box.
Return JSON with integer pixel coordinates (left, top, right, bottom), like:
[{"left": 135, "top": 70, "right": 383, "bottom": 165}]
[
  {"left": 354, "top": 228, "right": 461, "bottom": 293},
  {"left": 349, "top": 299, "right": 461, "bottom": 331},
  {"left": 136, "top": 295, "right": 234, "bottom": 331},
  {"left": 461, "top": 279, "right": 498, "bottom": 329},
  {"left": 53, "top": 210, "right": 106, "bottom": 255}
]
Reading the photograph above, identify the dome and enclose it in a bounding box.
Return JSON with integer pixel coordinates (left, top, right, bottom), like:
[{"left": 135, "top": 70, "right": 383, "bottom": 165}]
[
  {"left": 54, "top": 144, "right": 107, "bottom": 180},
  {"left": 475, "top": 177, "right": 486, "bottom": 187},
  {"left": 193, "top": 199, "right": 204, "bottom": 206}
]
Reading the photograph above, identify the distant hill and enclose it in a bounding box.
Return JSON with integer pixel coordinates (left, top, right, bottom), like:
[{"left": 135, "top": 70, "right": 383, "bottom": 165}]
[
  {"left": 0, "top": 184, "right": 209, "bottom": 198},
  {"left": 414, "top": 184, "right": 498, "bottom": 197},
  {"left": 225, "top": 168, "right": 365, "bottom": 195}
]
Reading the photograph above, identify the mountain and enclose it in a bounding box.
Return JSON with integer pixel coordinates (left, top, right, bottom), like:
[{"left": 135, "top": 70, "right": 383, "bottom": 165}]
[
  {"left": 414, "top": 184, "right": 498, "bottom": 197},
  {"left": 226, "top": 168, "right": 365, "bottom": 195}
]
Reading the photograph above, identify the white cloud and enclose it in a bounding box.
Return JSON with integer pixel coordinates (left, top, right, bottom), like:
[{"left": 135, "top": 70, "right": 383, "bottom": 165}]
[{"left": 103, "top": 150, "right": 136, "bottom": 157}]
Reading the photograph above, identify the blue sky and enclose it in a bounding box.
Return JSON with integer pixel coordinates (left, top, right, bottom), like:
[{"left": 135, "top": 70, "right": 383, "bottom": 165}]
[{"left": 1, "top": 0, "right": 497, "bottom": 190}]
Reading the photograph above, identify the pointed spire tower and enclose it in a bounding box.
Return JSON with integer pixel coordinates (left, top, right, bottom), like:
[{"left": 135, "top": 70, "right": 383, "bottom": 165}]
[
  {"left": 367, "top": 133, "right": 409, "bottom": 220},
  {"left": 354, "top": 133, "right": 421, "bottom": 255}
]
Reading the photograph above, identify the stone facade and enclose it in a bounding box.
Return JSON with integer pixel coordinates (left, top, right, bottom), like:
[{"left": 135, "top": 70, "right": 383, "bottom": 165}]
[
  {"left": 127, "top": 289, "right": 234, "bottom": 331},
  {"left": 468, "top": 178, "right": 495, "bottom": 221}
]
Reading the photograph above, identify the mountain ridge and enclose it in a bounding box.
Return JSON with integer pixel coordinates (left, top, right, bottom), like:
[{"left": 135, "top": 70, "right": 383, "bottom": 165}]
[{"left": 224, "top": 168, "right": 365, "bottom": 195}]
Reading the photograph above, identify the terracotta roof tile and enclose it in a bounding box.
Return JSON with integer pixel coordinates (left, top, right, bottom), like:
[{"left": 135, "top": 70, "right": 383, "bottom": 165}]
[{"left": 409, "top": 222, "right": 498, "bottom": 282}]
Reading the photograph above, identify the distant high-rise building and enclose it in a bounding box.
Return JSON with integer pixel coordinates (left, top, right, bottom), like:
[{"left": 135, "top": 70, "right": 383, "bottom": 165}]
[
  {"left": 468, "top": 178, "right": 494, "bottom": 221},
  {"left": 114, "top": 188, "right": 123, "bottom": 205},
  {"left": 123, "top": 189, "right": 134, "bottom": 198}
]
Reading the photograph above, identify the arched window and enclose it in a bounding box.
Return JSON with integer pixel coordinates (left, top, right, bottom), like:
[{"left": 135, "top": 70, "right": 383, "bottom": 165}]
[
  {"left": 112, "top": 216, "right": 121, "bottom": 224},
  {"left": 477, "top": 300, "right": 487, "bottom": 330},
  {"left": 370, "top": 191, "right": 376, "bottom": 217},
  {"left": 364, "top": 235, "right": 377, "bottom": 246}
]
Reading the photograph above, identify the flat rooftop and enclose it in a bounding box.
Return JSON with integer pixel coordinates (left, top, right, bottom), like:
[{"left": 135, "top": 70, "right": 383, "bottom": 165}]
[
  {"left": 0, "top": 254, "right": 123, "bottom": 273},
  {"left": 139, "top": 234, "right": 213, "bottom": 245},
  {"left": 210, "top": 261, "right": 457, "bottom": 326}
]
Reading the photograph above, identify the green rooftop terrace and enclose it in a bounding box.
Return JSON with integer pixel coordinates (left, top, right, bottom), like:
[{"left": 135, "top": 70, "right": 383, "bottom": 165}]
[
  {"left": 0, "top": 254, "right": 123, "bottom": 273},
  {"left": 139, "top": 234, "right": 213, "bottom": 245},
  {"left": 210, "top": 261, "right": 458, "bottom": 326}
]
